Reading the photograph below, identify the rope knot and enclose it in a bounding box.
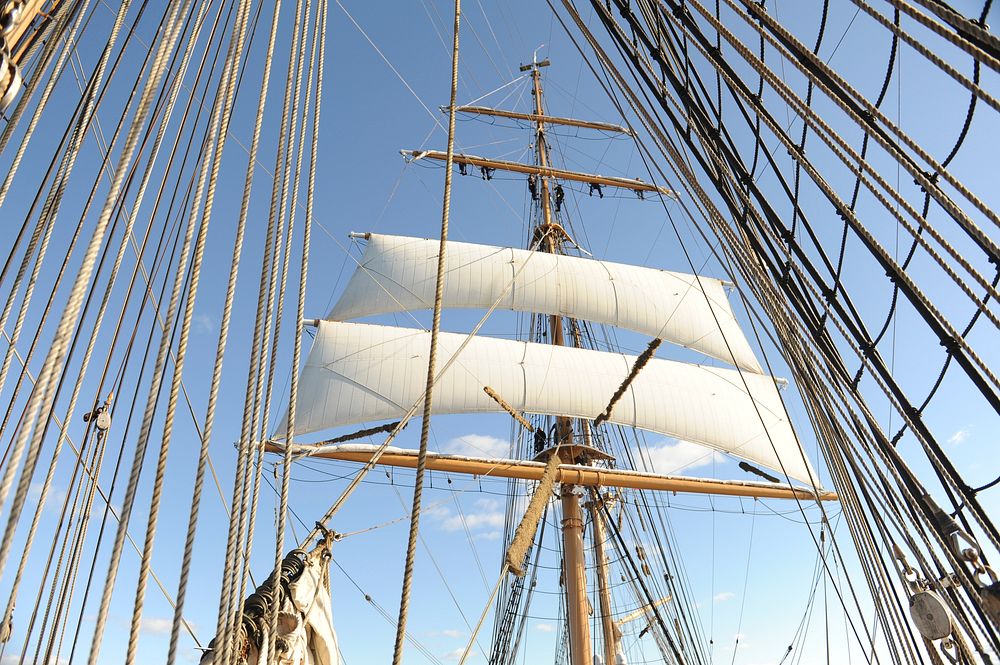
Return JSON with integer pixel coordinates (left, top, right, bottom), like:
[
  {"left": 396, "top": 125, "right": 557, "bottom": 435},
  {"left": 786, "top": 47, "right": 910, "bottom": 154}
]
[{"left": 939, "top": 336, "right": 959, "bottom": 355}]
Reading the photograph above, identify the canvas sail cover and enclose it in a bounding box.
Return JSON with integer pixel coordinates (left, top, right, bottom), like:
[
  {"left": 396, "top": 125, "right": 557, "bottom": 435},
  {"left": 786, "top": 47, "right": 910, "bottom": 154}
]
[
  {"left": 284, "top": 321, "right": 816, "bottom": 485},
  {"left": 200, "top": 539, "right": 341, "bottom": 665},
  {"left": 328, "top": 234, "right": 763, "bottom": 373}
]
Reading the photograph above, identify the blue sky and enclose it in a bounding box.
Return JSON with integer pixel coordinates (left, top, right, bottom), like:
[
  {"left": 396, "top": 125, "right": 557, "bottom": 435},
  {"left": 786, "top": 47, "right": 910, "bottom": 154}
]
[{"left": 0, "top": 1, "right": 997, "bottom": 664}]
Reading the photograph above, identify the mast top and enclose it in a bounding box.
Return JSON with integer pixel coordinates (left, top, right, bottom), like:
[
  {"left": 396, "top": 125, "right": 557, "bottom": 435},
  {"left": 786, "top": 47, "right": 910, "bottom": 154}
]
[{"left": 519, "top": 46, "right": 550, "bottom": 72}]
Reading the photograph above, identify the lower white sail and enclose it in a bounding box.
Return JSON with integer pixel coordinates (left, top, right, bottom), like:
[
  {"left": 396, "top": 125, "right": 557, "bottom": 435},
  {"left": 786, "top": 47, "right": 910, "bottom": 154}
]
[{"left": 281, "top": 321, "right": 816, "bottom": 486}]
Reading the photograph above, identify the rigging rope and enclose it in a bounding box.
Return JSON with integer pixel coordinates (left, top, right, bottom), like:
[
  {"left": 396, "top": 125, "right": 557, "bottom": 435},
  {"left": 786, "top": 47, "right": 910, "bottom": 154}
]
[
  {"left": 555, "top": 0, "right": 1000, "bottom": 657},
  {"left": 391, "top": 1, "right": 461, "bottom": 662},
  {"left": 269, "top": 0, "right": 324, "bottom": 658},
  {"left": 165, "top": 0, "right": 285, "bottom": 661}
]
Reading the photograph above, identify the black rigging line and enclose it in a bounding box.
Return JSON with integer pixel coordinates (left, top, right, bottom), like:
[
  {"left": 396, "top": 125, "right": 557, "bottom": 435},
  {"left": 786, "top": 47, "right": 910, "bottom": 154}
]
[
  {"left": 545, "top": 0, "right": 1000, "bottom": 658},
  {"left": 549, "top": 1, "right": 886, "bottom": 657},
  {"left": 595, "top": 0, "right": 1000, "bottom": 560}
]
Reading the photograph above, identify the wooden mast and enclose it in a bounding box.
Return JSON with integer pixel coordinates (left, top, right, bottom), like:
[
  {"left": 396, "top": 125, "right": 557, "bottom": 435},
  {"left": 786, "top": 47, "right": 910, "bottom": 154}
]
[
  {"left": 528, "top": 59, "right": 592, "bottom": 665},
  {"left": 591, "top": 493, "right": 621, "bottom": 665}
]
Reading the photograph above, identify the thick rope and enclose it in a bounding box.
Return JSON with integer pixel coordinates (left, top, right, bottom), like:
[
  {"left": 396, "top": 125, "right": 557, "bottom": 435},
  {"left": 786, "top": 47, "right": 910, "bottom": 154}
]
[
  {"left": 0, "top": 0, "right": 216, "bottom": 639},
  {"left": 165, "top": 1, "right": 286, "bottom": 661},
  {"left": 267, "top": 0, "right": 324, "bottom": 658},
  {"left": 391, "top": 2, "right": 461, "bottom": 662},
  {"left": 213, "top": 0, "right": 301, "bottom": 660},
  {"left": 505, "top": 452, "right": 559, "bottom": 576},
  {"left": 46, "top": 2, "right": 190, "bottom": 662},
  {"left": 123, "top": 0, "right": 237, "bottom": 660},
  {"left": 228, "top": 2, "right": 315, "bottom": 662},
  {"left": 47, "top": 11, "right": 232, "bottom": 654},
  {"left": 0, "top": 206, "right": 56, "bottom": 407},
  {"left": 593, "top": 337, "right": 662, "bottom": 427},
  {"left": 0, "top": 0, "right": 89, "bottom": 211},
  {"left": 1, "top": 9, "right": 207, "bottom": 637},
  {"left": 40, "top": 186, "right": 197, "bottom": 662},
  {"left": 0, "top": 0, "right": 135, "bottom": 534},
  {"left": 8, "top": 8, "right": 223, "bottom": 653},
  {"left": 82, "top": 3, "right": 213, "bottom": 662},
  {"left": 483, "top": 386, "right": 534, "bottom": 432},
  {"left": 322, "top": 422, "right": 401, "bottom": 447}
]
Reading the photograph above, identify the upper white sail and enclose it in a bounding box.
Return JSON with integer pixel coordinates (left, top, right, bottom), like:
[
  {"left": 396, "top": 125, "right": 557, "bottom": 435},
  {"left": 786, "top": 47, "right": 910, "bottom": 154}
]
[
  {"left": 329, "top": 234, "right": 763, "bottom": 373},
  {"left": 284, "top": 321, "right": 816, "bottom": 485}
]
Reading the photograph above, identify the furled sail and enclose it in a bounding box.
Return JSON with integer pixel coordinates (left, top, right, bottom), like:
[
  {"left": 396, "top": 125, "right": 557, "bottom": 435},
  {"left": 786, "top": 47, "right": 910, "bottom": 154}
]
[
  {"left": 200, "top": 537, "right": 341, "bottom": 665},
  {"left": 329, "top": 234, "right": 763, "bottom": 373},
  {"left": 284, "top": 321, "right": 816, "bottom": 485}
]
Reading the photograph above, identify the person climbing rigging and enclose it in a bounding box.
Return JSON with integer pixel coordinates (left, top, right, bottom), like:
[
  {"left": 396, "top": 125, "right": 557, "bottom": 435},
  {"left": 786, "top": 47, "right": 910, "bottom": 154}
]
[{"left": 533, "top": 427, "right": 547, "bottom": 455}]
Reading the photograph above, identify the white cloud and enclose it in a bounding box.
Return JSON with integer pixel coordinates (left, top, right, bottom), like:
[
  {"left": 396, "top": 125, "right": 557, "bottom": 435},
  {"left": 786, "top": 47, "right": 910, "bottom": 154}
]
[
  {"left": 443, "top": 647, "right": 478, "bottom": 661},
  {"left": 645, "top": 439, "right": 724, "bottom": 474},
  {"left": 426, "top": 628, "right": 464, "bottom": 639},
  {"left": 438, "top": 498, "right": 504, "bottom": 532},
  {"left": 948, "top": 427, "right": 970, "bottom": 445},
  {"left": 535, "top": 623, "right": 555, "bottom": 632},
  {"left": 428, "top": 497, "right": 505, "bottom": 535},
  {"left": 713, "top": 591, "right": 735, "bottom": 603},
  {"left": 193, "top": 312, "right": 216, "bottom": 335},
  {"left": 28, "top": 482, "right": 68, "bottom": 510},
  {"left": 445, "top": 434, "right": 511, "bottom": 458},
  {"left": 141, "top": 617, "right": 174, "bottom": 634}
]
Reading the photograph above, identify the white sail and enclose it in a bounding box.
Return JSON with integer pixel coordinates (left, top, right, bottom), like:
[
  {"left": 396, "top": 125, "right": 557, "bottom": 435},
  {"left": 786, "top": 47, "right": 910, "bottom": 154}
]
[
  {"left": 329, "top": 234, "right": 763, "bottom": 373},
  {"left": 285, "top": 321, "right": 816, "bottom": 486}
]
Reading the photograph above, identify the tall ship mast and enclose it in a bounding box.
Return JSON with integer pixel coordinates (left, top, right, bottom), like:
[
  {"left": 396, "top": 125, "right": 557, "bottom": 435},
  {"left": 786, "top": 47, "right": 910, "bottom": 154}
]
[
  {"left": 278, "top": 56, "right": 827, "bottom": 665},
  {"left": 0, "top": 2, "right": 994, "bottom": 665}
]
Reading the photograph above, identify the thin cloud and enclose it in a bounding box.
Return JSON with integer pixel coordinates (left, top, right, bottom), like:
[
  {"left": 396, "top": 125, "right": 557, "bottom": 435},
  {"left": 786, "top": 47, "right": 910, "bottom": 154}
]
[
  {"left": 427, "top": 628, "right": 464, "bottom": 639},
  {"left": 713, "top": 591, "right": 735, "bottom": 603},
  {"left": 430, "top": 497, "right": 505, "bottom": 533},
  {"left": 441, "top": 498, "right": 504, "bottom": 531},
  {"left": 445, "top": 434, "right": 510, "bottom": 458},
  {"left": 193, "top": 312, "right": 216, "bottom": 335},
  {"left": 645, "top": 439, "right": 724, "bottom": 474},
  {"left": 535, "top": 623, "right": 555, "bottom": 632},
  {"left": 948, "top": 427, "right": 970, "bottom": 445},
  {"left": 443, "top": 647, "right": 478, "bottom": 661},
  {"left": 2, "top": 657, "right": 67, "bottom": 665},
  {"left": 142, "top": 616, "right": 185, "bottom": 635}
]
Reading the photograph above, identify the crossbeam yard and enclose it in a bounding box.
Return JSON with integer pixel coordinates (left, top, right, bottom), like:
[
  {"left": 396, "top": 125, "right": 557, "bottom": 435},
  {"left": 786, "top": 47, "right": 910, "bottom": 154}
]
[
  {"left": 446, "top": 104, "right": 633, "bottom": 135},
  {"left": 401, "top": 149, "right": 677, "bottom": 197},
  {"left": 268, "top": 442, "right": 837, "bottom": 501}
]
